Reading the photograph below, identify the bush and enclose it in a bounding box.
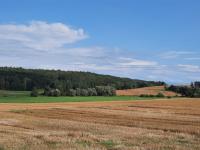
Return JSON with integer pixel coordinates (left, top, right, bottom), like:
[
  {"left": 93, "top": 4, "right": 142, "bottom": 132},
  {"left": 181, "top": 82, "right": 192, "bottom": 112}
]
[
  {"left": 68, "top": 88, "right": 97, "bottom": 96},
  {"left": 69, "top": 89, "right": 76, "bottom": 96},
  {"left": 44, "top": 86, "right": 51, "bottom": 96},
  {"left": 30, "top": 87, "right": 38, "bottom": 97},
  {"left": 149, "top": 94, "right": 155, "bottom": 97},
  {"left": 96, "top": 86, "right": 116, "bottom": 96},
  {"left": 88, "top": 88, "right": 97, "bottom": 96},
  {"left": 76, "top": 88, "right": 81, "bottom": 96},
  {"left": 139, "top": 94, "right": 150, "bottom": 97},
  {"left": 139, "top": 94, "right": 145, "bottom": 97},
  {"left": 194, "top": 88, "right": 200, "bottom": 98},
  {"left": 44, "top": 86, "right": 116, "bottom": 97},
  {"left": 156, "top": 92, "right": 165, "bottom": 97},
  {"left": 43, "top": 87, "right": 61, "bottom": 97},
  {"left": 139, "top": 94, "right": 155, "bottom": 97},
  {"left": 139, "top": 93, "right": 165, "bottom": 98},
  {"left": 52, "top": 89, "right": 61, "bottom": 97},
  {"left": 80, "top": 89, "right": 89, "bottom": 96}
]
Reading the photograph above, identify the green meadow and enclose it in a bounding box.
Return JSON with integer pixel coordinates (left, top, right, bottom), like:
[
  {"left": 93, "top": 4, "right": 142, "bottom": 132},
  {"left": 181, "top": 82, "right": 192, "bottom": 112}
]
[{"left": 0, "top": 90, "right": 158, "bottom": 103}]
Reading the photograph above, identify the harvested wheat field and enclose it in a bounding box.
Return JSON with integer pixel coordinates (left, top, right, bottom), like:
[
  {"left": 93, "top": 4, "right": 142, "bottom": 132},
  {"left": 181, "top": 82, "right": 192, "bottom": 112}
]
[
  {"left": 0, "top": 98, "right": 200, "bottom": 150},
  {"left": 116, "top": 86, "right": 178, "bottom": 96}
]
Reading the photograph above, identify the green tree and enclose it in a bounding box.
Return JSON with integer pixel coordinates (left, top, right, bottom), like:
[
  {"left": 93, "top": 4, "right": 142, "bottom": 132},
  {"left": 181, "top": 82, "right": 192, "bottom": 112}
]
[
  {"left": 80, "top": 89, "right": 89, "bottom": 96},
  {"left": 69, "top": 89, "right": 76, "bottom": 96},
  {"left": 156, "top": 92, "right": 165, "bottom": 97},
  {"left": 194, "top": 88, "right": 200, "bottom": 97},
  {"left": 88, "top": 88, "right": 97, "bottom": 96},
  {"left": 30, "top": 87, "right": 38, "bottom": 97},
  {"left": 96, "top": 86, "right": 116, "bottom": 96}
]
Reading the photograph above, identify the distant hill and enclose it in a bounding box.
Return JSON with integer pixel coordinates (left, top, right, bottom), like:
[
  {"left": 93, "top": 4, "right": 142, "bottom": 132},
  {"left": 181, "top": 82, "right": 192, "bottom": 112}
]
[
  {"left": 116, "top": 86, "right": 178, "bottom": 97},
  {"left": 0, "top": 67, "right": 164, "bottom": 91}
]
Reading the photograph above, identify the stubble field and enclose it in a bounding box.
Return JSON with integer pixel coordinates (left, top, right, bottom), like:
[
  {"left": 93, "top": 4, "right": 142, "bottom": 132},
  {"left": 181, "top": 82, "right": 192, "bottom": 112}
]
[
  {"left": 0, "top": 98, "right": 200, "bottom": 150},
  {"left": 116, "top": 86, "right": 178, "bottom": 97}
]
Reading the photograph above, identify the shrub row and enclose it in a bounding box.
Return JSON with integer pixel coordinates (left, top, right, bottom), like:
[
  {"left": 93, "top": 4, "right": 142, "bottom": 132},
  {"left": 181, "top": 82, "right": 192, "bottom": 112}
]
[
  {"left": 139, "top": 92, "right": 165, "bottom": 98},
  {"left": 44, "top": 87, "right": 61, "bottom": 97},
  {"left": 68, "top": 88, "right": 97, "bottom": 96},
  {"left": 31, "top": 86, "right": 116, "bottom": 97},
  {"left": 68, "top": 86, "right": 116, "bottom": 96}
]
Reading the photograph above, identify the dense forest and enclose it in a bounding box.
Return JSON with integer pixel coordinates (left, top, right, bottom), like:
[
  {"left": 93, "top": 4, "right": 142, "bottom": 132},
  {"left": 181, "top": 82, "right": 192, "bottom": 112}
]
[{"left": 0, "top": 67, "right": 164, "bottom": 93}]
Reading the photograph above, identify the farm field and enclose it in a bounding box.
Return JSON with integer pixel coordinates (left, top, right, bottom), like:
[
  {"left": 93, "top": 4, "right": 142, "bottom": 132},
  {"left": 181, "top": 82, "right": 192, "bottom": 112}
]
[
  {"left": 116, "top": 86, "right": 178, "bottom": 96},
  {"left": 0, "top": 98, "right": 200, "bottom": 150}
]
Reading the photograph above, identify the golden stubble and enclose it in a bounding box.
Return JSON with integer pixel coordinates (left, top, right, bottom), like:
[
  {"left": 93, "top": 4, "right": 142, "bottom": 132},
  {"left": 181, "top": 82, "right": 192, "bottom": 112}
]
[{"left": 0, "top": 98, "right": 200, "bottom": 150}]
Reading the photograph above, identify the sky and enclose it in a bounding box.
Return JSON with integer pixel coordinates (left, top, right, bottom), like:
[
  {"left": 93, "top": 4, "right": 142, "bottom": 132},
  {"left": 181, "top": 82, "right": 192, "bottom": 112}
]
[{"left": 0, "top": 0, "right": 200, "bottom": 84}]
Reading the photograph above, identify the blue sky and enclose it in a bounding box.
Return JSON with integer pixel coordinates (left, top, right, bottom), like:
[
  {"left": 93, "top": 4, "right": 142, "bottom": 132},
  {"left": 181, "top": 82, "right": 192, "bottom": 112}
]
[{"left": 0, "top": 0, "right": 200, "bottom": 84}]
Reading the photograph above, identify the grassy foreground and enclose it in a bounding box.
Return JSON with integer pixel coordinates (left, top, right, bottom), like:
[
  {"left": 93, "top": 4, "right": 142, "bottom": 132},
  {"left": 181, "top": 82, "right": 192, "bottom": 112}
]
[
  {"left": 0, "top": 90, "right": 30, "bottom": 97},
  {"left": 0, "top": 90, "right": 161, "bottom": 103}
]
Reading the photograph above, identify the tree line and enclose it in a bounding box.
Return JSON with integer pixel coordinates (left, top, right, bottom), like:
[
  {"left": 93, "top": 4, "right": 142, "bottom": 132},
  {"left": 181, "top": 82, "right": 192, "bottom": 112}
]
[
  {"left": 166, "top": 81, "right": 200, "bottom": 97},
  {"left": 0, "top": 67, "right": 164, "bottom": 95}
]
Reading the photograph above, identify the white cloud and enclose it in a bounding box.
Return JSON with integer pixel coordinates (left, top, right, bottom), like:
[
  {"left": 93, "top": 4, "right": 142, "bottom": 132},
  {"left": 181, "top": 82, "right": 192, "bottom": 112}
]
[
  {"left": 0, "top": 21, "right": 88, "bottom": 50},
  {"left": 177, "top": 64, "right": 200, "bottom": 73},
  {"left": 118, "top": 57, "right": 157, "bottom": 67}
]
